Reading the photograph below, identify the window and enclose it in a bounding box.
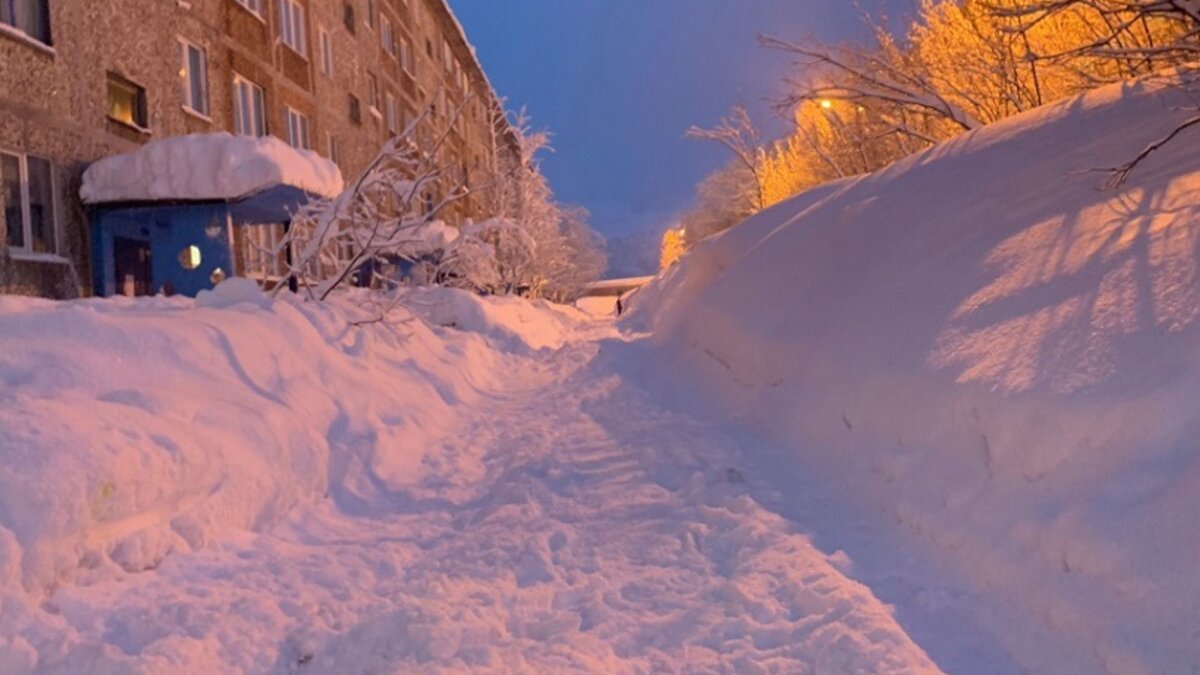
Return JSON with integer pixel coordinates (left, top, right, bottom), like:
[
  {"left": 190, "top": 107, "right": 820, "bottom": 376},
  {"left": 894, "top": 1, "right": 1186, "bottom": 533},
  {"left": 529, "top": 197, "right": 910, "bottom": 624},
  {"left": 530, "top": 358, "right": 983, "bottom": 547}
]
[
  {"left": 342, "top": 2, "right": 356, "bottom": 33},
  {"left": 443, "top": 40, "right": 452, "bottom": 72},
  {"left": 385, "top": 93, "right": 398, "bottom": 135},
  {"left": 179, "top": 39, "right": 209, "bottom": 117},
  {"left": 178, "top": 245, "right": 202, "bottom": 270},
  {"left": 348, "top": 94, "right": 362, "bottom": 125},
  {"left": 232, "top": 74, "right": 266, "bottom": 136},
  {"left": 399, "top": 36, "right": 413, "bottom": 74},
  {"left": 1, "top": 152, "right": 57, "bottom": 255},
  {"left": 1, "top": 0, "right": 50, "bottom": 45},
  {"left": 243, "top": 223, "right": 287, "bottom": 281},
  {"left": 366, "top": 0, "right": 376, "bottom": 30},
  {"left": 380, "top": 14, "right": 395, "bottom": 57},
  {"left": 285, "top": 107, "right": 310, "bottom": 150},
  {"left": 279, "top": 0, "right": 306, "bottom": 56},
  {"left": 319, "top": 28, "right": 333, "bottom": 76},
  {"left": 107, "top": 73, "right": 148, "bottom": 130},
  {"left": 233, "top": 0, "right": 263, "bottom": 19},
  {"left": 327, "top": 134, "right": 340, "bottom": 165},
  {"left": 367, "top": 72, "right": 380, "bottom": 112}
]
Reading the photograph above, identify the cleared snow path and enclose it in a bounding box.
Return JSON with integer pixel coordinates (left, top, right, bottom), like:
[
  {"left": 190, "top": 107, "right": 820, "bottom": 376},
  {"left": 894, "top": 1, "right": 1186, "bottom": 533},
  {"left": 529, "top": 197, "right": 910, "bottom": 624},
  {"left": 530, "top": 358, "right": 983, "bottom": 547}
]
[{"left": 23, "top": 328, "right": 984, "bottom": 673}]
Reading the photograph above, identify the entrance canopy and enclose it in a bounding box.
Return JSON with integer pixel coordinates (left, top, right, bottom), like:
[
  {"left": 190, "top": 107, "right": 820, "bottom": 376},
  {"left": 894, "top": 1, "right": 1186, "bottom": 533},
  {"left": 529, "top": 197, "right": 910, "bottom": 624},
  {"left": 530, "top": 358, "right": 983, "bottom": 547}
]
[{"left": 81, "top": 133, "right": 344, "bottom": 206}]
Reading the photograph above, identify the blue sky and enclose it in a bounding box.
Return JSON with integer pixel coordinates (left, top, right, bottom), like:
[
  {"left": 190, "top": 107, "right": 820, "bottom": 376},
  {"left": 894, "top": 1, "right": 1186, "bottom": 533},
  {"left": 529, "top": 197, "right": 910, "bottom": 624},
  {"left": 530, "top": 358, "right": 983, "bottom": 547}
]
[{"left": 452, "top": 1, "right": 913, "bottom": 272}]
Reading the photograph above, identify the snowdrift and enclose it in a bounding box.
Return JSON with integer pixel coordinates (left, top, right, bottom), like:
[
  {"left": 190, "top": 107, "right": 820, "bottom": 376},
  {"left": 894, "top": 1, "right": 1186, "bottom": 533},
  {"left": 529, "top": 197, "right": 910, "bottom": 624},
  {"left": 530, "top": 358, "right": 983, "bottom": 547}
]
[
  {"left": 629, "top": 75, "right": 1200, "bottom": 673},
  {"left": 0, "top": 286, "right": 585, "bottom": 600}
]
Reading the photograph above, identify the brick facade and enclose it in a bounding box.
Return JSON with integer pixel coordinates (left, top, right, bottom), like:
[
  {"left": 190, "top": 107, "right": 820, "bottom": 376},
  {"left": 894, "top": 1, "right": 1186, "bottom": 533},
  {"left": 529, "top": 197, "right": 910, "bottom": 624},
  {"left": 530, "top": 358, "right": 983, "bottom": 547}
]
[{"left": 0, "top": 0, "right": 515, "bottom": 298}]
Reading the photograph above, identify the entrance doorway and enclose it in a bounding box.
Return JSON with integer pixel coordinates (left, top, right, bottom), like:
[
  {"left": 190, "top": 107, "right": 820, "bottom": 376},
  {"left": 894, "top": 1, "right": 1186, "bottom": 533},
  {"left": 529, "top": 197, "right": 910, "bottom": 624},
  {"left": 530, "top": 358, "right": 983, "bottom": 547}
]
[{"left": 113, "top": 236, "right": 152, "bottom": 296}]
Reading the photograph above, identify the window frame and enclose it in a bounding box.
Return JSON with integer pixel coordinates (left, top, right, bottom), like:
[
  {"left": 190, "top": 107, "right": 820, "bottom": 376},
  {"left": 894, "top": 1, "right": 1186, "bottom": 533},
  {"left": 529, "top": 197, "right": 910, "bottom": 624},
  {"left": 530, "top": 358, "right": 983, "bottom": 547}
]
[
  {"left": 380, "top": 14, "right": 395, "bottom": 58},
  {"left": 178, "top": 37, "right": 210, "bottom": 118},
  {"left": 0, "top": 0, "right": 52, "bottom": 46},
  {"left": 1, "top": 150, "right": 60, "bottom": 257},
  {"left": 319, "top": 26, "right": 334, "bottom": 77},
  {"left": 385, "top": 92, "right": 398, "bottom": 135},
  {"left": 284, "top": 106, "right": 311, "bottom": 150},
  {"left": 106, "top": 72, "right": 149, "bottom": 131},
  {"left": 367, "top": 72, "right": 381, "bottom": 115},
  {"left": 326, "top": 133, "right": 340, "bottom": 165},
  {"left": 399, "top": 36, "right": 413, "bottom": 75},
  {"left": 242, "top": 223, "right": 287, "bottom": 282},
  {"left": 232, "top": 73, "right": 267, "bottom": 137},
  {"left": 232, "top": 0, "right": 264, "bottom": 21},
  {"left": 278, "top": 0, "right": 307, "bottom": 58}
]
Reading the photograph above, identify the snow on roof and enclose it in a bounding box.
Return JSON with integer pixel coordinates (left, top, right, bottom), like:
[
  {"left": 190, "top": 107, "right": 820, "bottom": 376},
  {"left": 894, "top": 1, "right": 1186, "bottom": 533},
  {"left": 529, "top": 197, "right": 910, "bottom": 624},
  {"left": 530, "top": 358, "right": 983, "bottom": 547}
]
[
  {"left": 583, "top": 276, "right": 656, "bottom": 292},
  {"left": 81, "top": 133, "right": 345, "bottom": 205}
]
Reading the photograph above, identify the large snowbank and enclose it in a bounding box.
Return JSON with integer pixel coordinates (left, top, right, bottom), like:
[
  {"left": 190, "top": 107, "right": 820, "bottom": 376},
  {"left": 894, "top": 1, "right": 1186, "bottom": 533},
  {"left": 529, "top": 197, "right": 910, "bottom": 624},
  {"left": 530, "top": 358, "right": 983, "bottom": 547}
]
[
  {"left": 80, "top": 133, "right": 344, "bottom": 204},
  {"left": 0, "top": 285, "right": 582, "bottom": 602},
  {"left": 628, "top": 74, "right": 1200, "bottom": 673}
]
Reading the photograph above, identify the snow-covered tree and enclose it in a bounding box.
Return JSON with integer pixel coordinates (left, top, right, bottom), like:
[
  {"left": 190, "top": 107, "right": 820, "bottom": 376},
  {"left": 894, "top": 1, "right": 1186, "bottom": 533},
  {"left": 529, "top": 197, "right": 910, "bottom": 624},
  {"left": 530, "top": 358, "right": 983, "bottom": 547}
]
[
  {"left": 272, "top": 104, "right": 469, "bottom": 301},
  {"left": 476, "top": 109, "right": 607, "bottom": 301}
]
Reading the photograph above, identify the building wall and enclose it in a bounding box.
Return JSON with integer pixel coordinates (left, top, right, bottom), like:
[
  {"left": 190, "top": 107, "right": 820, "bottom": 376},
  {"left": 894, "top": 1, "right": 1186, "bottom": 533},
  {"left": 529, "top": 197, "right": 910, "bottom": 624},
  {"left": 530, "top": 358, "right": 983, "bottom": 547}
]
[{"left": 0, "top": 0, "right": 515, "bottom": 299}]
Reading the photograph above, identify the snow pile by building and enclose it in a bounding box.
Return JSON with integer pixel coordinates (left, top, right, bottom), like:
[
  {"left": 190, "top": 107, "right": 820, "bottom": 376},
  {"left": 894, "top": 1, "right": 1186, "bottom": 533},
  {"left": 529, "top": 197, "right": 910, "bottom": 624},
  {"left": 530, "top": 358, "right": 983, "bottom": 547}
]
[
  {"left": 628, "top": 75, "right": 1200, "bottom": 673},
  {"left": 80, "top": 133, "right": 345, "bottom": 204},
  {"left": 0, "top": 284, "right": 588, "bottom": 604}
]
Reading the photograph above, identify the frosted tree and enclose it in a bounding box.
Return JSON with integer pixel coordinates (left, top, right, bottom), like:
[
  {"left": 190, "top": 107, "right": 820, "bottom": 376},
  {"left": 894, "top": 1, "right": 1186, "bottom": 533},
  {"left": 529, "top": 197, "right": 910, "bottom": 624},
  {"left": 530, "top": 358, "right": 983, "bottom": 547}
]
[
  {"left": 272, "top": 101, "right": 470, "bottom": 301},
  {"left": 476, "top": 108, "right": 607, "bottom": 300},
  {"left": 686, "top": 106, "right": 769, "bottom": 211},
  {"left": 990, "top": 0, "right": 1200, "bottom": 185}
]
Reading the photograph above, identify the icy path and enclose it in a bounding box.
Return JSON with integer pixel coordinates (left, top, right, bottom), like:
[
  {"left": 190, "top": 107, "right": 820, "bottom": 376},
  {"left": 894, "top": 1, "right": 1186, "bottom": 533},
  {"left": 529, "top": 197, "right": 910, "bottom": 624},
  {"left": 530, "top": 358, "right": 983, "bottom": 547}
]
[{"left": 33, "top": 332, "right": 972, "bottom": 673}]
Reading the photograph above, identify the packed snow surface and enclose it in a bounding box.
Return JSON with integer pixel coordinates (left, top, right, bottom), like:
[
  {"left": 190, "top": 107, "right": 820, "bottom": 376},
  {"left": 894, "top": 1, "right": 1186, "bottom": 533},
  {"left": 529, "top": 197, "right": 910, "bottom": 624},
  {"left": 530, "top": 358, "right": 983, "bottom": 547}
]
[
  {"left": 80, "top": 133, "right": 345, "bottom": 204},
  {"left": 0, "top": 287, "right": 940, "bottom": 673},
  {"left": 629, "top": 74, "right": 1200, "bottom": 673}
]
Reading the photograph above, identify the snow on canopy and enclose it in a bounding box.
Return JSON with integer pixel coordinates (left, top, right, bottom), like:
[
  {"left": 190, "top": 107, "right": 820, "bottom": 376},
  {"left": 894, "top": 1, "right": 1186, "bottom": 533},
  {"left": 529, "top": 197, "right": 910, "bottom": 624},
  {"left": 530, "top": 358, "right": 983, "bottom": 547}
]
[{"left": 80, "top": 133, "right": 345, "bottom": 204}]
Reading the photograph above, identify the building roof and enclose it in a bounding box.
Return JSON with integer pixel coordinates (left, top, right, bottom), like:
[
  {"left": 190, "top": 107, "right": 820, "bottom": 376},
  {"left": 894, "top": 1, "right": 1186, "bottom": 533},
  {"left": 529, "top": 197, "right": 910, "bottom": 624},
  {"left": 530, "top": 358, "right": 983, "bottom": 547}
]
[{"left": 81, "top": 133, "right": 344, "bottom": 205}]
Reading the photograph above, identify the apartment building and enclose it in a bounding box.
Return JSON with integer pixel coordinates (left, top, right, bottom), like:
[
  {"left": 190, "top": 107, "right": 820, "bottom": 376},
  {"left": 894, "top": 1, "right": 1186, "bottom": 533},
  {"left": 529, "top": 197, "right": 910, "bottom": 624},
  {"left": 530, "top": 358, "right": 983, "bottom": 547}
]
[{"left": 0, "top": 0, "right": 516, "bottom": 298}]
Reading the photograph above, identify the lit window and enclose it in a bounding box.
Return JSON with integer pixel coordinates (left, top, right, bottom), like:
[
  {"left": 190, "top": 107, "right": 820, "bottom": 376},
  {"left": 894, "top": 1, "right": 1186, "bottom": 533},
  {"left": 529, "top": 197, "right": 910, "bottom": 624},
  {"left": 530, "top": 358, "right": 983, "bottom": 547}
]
[
  {"left": 179, "top": 39, "right": 209, "bottom": 116},
  {"left": 285, "top": 106, "right": 311, "bottom": 150},
  {"left": 178, "top": 245, "right": 202, "bottom": 270},
  {"left": 0, "top": 0, "right": 51, "bottom": 45},
  {"left": 232, "top": 73, "right": 266, "bottom": 137},
  {"left": 233, "top": 0, "right": 263, "bottom": 19},
  {"left": 1, "top": 152, "right": 58, "bottom": 255},
  {"left": 279, "top": 0, "right": 306, "bottom": 56},
  {"left": 319, "top": 28, "right": 333, "bottom": 76},
  {"left": 107, "top": 73, "right": 148, "bottom": 129}
]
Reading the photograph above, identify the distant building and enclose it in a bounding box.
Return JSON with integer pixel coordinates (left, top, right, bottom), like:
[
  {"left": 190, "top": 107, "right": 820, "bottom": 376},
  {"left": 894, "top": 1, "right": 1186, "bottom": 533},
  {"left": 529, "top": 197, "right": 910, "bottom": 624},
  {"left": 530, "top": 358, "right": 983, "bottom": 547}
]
[
  {"left": 0, "top": 0, "right": 518, "bottom": 298},
  {"left": 576, "top": 276, "right": 655, "bottom": 316}
]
